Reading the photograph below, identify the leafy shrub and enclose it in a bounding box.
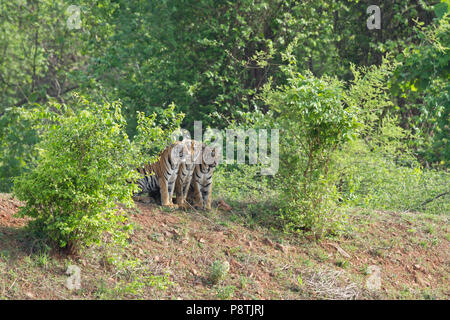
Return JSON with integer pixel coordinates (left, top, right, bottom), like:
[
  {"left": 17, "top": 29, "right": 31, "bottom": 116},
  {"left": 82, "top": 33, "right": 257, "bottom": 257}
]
[
  {"left": 262, "top": 63, "right": 359, "bottom": 236},
  {"left": 13, "top": 95, "right": 141, "bottom": 252},
  {"left": 208, "top": 260, "right": 230, "bottom": 285}
]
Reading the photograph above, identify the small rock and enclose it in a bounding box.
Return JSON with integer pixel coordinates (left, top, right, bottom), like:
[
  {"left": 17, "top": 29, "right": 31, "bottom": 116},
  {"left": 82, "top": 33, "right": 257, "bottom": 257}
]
[
  {"left": 25, "top": 292, "right": 34, "bottom": 299},
  {"left": 413, "top": 264, "right": 423, "bottom": 271},
  {"left": 154, "top": 256, "right": 160, "bottom": 262}
]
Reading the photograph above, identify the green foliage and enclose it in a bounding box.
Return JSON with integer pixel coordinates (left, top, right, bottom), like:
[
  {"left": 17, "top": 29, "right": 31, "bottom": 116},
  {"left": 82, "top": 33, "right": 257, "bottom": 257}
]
[
  {"left": 337, "top": 138, "right": 449, "bottom": 215},
  {"left": 106, "top": 253, "right": 173, "bottom": 297},
  {"left": 214, "top": 164, "right": 275, "bottom": 203},
  {"left": 261, "top": 61, "right": 359, "bottom": 236},
  {"left": 391, "top": 6, "right": 450, "bottom": 167},
  {"left": 85, "top": 0, "right": 428, "bottom": 131},
  {"left": 0, "top": 0, "right": 447, "bottom": 253},
  {"left": 216, "top": 285, "right": 236, "bottom": 300},
  {"left": 336, "top": 57, "right": 449, "bottom": 215},
  {"left": 0, "top": 1, "right": 87, "bottom": 109},
  {"left": 132, "top": 102, "right": 185, "bottom": 166},
  {"left": 208, "top": 260, "right": 230, "bottom": 285},
  {"left": 13, "top": 95, "right": 140, "bottom": 251},
  {"left": 0, "top": 107, "right": 39, "bottom": 192}
]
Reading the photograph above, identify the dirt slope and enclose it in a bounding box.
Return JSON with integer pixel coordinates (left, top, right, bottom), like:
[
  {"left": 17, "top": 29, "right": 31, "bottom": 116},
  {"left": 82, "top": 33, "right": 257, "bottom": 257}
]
[{"left": 0, "top": 193, "right": 448, "bottom": 299}]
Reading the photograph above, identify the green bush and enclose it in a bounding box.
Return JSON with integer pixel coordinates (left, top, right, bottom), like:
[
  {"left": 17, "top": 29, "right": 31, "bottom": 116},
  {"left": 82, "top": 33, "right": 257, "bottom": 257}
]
[
  {"left": 13, "top": 95, "right": 141, "bottom": 252},
  {"left": 262, "top": 62, "right": 359, "bottom": 236}
]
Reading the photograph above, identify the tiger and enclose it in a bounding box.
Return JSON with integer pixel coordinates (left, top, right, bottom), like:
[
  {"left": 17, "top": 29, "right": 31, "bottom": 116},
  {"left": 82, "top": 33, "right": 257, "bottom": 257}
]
[
  {"left": 174, "top": 139, "right": 202, "bottom": 208},
  {"left": 187, "top": 143, "right": 220, "bottom": 210},
  {"left": 134, "top": 140, "right": 190, "bottom": 207}
]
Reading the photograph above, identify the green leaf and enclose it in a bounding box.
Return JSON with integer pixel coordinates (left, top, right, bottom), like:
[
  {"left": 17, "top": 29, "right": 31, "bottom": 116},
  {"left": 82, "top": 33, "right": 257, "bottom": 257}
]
[{"left": 434, "top": 2, "right": 448, "bottom": 20}]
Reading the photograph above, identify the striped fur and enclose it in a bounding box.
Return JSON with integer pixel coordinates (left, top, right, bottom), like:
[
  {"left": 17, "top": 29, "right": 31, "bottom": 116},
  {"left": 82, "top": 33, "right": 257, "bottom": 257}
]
[
  {"left": 135, "top": 141, "right": 190, "bottom": 206},
  {"left": 174, "top": 139, "right": 202, "bottom": 207},
  {"left": 187, "top": 143, "right": 220, "bottom": 210}
]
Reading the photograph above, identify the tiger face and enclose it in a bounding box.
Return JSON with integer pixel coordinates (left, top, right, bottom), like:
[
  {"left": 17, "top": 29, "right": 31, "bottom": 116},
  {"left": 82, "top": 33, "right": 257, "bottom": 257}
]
[
  {"left": 169, "top": 140, "right": 190, "bottom": 166},
  {"left": 202, "top": 144, "right": 220, "bottom": 168}
]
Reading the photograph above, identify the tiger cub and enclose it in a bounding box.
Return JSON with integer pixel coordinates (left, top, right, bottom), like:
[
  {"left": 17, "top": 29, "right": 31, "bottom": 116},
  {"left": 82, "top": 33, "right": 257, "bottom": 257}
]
[
  {"left": 187, "top": 143, "right": 220, "bottom": 210},
  {"left": 174, "top": 139, "right": 202, "bottom": 208},
  {"left": 135, "top": 141, "right": 190, "bottom": 207}
]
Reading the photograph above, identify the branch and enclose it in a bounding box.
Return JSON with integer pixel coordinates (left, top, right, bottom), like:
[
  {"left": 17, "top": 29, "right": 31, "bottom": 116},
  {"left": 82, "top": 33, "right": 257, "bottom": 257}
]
[
  {"left": 416, "top": 191, "right": 449, "bottom": 209},
  {"left": 13, "top": 84, "right": 80, "bottom": 108}
]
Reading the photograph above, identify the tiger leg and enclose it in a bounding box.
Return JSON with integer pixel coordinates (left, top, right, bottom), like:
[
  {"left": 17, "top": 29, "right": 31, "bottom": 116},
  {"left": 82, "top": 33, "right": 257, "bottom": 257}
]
[
  {"left": 204, "top": 184, "right": 212, "bottom": 210},
  {"left": 178, "top": 177, "right": 193, "bottom": 208},
  {"left": 175, "top": 180, "right": 185, "bottom": 206},
  {"left": 192, "top": 181, "right": 204, "bottom": 209},
  {"left": 159, "top": 177, "right": 173, "bottom": 207}
]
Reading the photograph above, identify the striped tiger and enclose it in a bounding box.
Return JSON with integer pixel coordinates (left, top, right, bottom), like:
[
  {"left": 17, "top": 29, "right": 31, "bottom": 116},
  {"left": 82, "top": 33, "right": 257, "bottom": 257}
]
[
  {"left": 174, "top": 139, "right": 202, "bottom": 208},
  {"left": 187, "top": 143, "right": 220, "bottom": 210},
  {"left": 134, "top": 141, "right": 190, "bottom": 207}
]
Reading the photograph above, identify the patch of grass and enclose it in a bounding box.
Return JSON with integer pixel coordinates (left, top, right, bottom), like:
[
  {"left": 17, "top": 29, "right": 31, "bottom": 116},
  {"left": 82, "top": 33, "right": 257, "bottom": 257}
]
[
  {"left": 0, "top": 250, "right": 10, "bottom": 260},
  {"left": 34, "top": 252, "right": 50, "bottom": 269},
  {"left": 311, "top": 247, "right": 329, "bottom": 262},
  {"left": 208, "top": 260, "right": 230, "bottom": 285},
  {"left": 238, "top": 275, "right": 250, "bottom": 289},
  {"left": 335, "top": 259, "right": 350, "bottom": 269},
  {"left": 216, "top": 285, "right": 236, "bottom": 300}
]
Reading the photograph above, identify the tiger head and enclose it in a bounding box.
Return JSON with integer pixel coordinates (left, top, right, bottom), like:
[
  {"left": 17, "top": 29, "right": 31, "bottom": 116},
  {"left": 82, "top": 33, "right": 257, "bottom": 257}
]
[
  {"left": 185, "top": 139, "right": 202, "bottom": 166},
  {"left": 170, "top": 140, "right": 190, "bottom": 165},
  {"left": 202, "top": 144, "right": 220, "bottom": 169}
]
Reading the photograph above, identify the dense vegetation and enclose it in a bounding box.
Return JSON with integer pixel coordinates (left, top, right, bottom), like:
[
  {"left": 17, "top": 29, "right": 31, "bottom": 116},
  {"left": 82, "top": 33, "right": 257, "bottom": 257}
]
[{"left": 0, "top": 1, "right": 448, "bottom": 253}]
